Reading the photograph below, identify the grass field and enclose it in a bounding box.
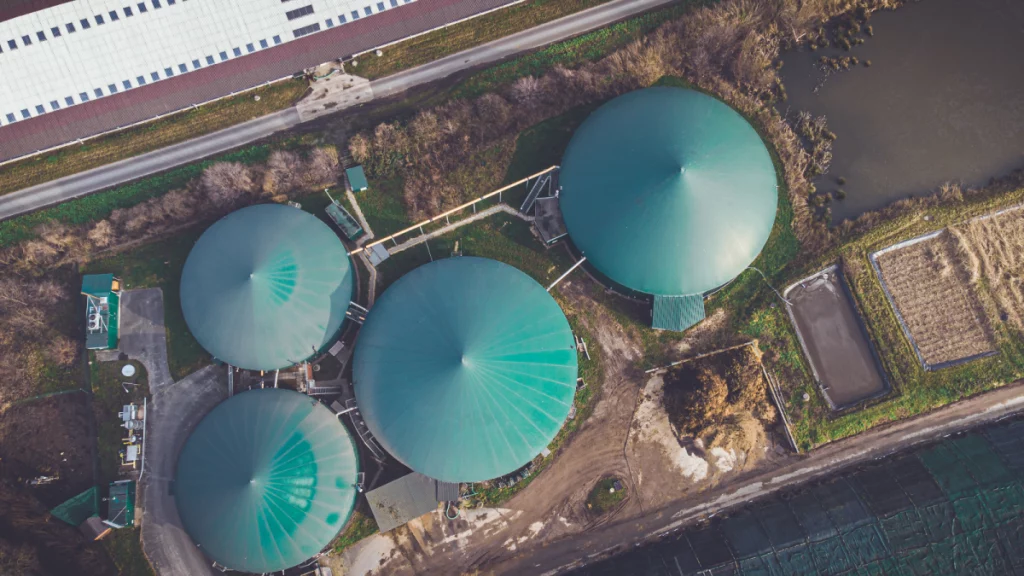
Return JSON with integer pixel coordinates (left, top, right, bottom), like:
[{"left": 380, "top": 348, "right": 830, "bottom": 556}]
[
  {"left": 875, "top": 231, "right": 993, "bottom": 367},
  {"left": 89, "top": 356, "right": 154, "bottom": 576},
  {"left": 84, "top": 231, "right": 210, "bottom": 381},
  {"left": 585, "top": 477, "right": 626, "bottom": 514},
  {"left": 353, "top": 0, "right": 616, "bottom": 80},
  {"left": 331, "top": 504, "right": 379, "bottom": 554},
  {"left": 451, "top": 2, "right": 703, "bottom": 100},
  {"left": 0, "top": 144, "right": 272, "bottom": 248},
  {"left": 0, "top": 81, "right": 306, "bottom": 195}
]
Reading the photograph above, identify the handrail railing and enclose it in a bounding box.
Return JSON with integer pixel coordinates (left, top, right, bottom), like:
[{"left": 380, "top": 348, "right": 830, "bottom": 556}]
[{"left": 349, "top": 165, "right": 558, "bottom": 255}]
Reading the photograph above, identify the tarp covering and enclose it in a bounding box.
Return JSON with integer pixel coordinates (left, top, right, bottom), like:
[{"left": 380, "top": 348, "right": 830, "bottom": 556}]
[
  {"left": 179, "top": 204, "right": 354, "bottom": 371},
  {"left": 354, "top": 257, "right": 578, "bottom": 483},
  {"left": 174, "top": 389, "right": 359, "bottom": 573},
  {"left": 559, "top": 87, "right": 777, "bottom": 296},
  {"left": 50, "top": 486, "right": 98, "bottom": 526}
]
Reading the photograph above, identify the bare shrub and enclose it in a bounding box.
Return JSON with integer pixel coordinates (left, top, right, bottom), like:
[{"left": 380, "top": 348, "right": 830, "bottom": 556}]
[
  {"left": 200, "top": 162, "right": 256, "bottom": 206},
  {"left": 86, "top": 220, "right": 115, "bottom": 248},
  {"left": 303, "top": 146, "right": 341, "bottom": 189},
  {"left": 264, "top": 150, "right": 300, "bottom": 194},
  {"left": 47, "top": 336, "right": 79, "bottom": 367}
]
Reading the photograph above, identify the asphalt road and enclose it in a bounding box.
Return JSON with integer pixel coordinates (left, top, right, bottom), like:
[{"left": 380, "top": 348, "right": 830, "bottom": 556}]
[
  {"left": 491, "top": 380, "right": 1024, "bottom": 575},
  {"left": 0, "top": 0, "right": 679, "bottom": 221}
]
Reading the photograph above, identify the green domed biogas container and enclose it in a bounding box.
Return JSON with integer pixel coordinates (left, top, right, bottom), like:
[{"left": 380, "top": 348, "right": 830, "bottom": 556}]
[
  {"left": 559, "top": 87, "right": 778, "bottom": 296},
  {"left": 174, "top": 389, "right": 360, "bottom": 573},
  {"left": 354, "top": 257, "right": 579, "bottom": 483},
  {"left": 180, "top": 204, "right": 354, "bottom": 371}
]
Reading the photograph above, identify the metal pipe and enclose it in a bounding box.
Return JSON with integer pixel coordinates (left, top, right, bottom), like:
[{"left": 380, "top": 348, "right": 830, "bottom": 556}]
[{"left": 547, "top": 257, "right": 587, "bottom": 292}]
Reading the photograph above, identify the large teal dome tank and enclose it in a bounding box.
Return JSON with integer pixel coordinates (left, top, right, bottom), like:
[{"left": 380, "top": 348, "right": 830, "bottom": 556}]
[
  {"left": 180, "top": 204, "right": 354, "bottom": 371},
  {"left": 353, "top": 257, "right": 578, "bottom": 483},
  {"left": 559, "top": 87, "right": 778, "bottom": 297},
  {"left": 174, "top": 389, "right": 360, "bottom": 573}
]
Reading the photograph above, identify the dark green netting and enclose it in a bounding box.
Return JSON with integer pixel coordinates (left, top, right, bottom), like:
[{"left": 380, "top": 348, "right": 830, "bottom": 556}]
[
  {"left": 573, "top": 419, "right": 1024, "bottom": 575},
  {"left": 842, "top": 524, "right": 888, "bottom": 566},
  {"left": 688, "top": 526, "right": 733, "bottom": 567},
  {"left": 918, "top": 501, "right": 957, "bottom": 544},
  {"left": 951, "top": 434, "right": 1014, "bottom": 487},
  {"left": 809, "top": 536, "right": 853, "bottom": 574},
  {"left": 720, "top": 512, "right": 771, "bottom": 559},
  {"left": 776, "top": 544, "right": 816, "bottom": 574},
  {"left": 789, "top": 493, "right": 837, "bottom": 542},
  {"left": 889, "top": 455, "right": 945, "bottom": 506},
  {"left": 919, "top": 443, "right": 979, "bottom": 497},
  {"left": 755, "top": 500, "right": 806, "bottom": 550},
  {"left": 851, "top": 466, "right": 911, "bottom": 516}
]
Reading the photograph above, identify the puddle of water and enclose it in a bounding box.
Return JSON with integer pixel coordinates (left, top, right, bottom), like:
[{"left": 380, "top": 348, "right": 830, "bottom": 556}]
[{"left": 780, "top": 0, "right": 1024, "bottom": 221}]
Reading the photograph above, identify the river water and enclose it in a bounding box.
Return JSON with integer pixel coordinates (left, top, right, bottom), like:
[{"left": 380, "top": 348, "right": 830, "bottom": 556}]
[{"left": 779, "top": 0, "right": 1024, "bottom": 221}]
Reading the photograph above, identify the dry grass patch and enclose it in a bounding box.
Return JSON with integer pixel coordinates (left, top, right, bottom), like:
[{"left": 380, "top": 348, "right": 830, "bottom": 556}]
[
  {"left": 875, "top": 230, "right": 994, "bottom": 367},
  {"left": 0, "top": 80, "right": 308, "bottom": 194},
  {"left": 950, "top": 206, "right": 1024, "bottom": 330}
]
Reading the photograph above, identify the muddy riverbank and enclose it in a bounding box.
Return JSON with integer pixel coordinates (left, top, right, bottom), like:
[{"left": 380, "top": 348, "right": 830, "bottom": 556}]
[{"left": 780, "top": 0, "right": 1024, "bottom": 221}]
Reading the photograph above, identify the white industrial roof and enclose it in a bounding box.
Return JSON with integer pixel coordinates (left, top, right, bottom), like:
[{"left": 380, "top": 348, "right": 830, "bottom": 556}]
[{"left": 0, "top": 0, "right": 414, "bottom": 127}]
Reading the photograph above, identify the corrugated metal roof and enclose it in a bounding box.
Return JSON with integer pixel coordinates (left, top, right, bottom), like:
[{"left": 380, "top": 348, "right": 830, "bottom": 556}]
[
  {"left": 652, "top": 294, "right": 705, "bottom": 332},
  {"left": 560, "top": 87, "right": 777, "bottom": 296},
  {"left": 81, "top": 273, "right": 113, "bottom": 297},
  {"left": 175, "top": 389, "right": 360, "bottom": 573},
  {"left": 326, "top": 202, "right": 365, "bottom": 240},
  {"left": 365, "top": 473, "right": 438, "bottom": 533},
  {"left": 179, "top": 204, "right": 354, "bottom": 371},
  {"left": 354, "top": 257, "right": 578, "bottom": 483},
  {"left": 435, "top": 481, "right": 460, "bottom": 502},
  {"left": 0, "top": 0, "right": 518, "bottom": 162},
  {"left": 346, "top": 165, "right": 369, "bottom": 191}
]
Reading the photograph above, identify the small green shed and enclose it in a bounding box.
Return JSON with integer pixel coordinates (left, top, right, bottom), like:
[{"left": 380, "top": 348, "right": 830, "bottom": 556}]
[
  {"left": 345, "top": 165, "right": 368, "bottom": 192},
  {"left": 82, "top": 274, "right": 120, "bottom": 350}
]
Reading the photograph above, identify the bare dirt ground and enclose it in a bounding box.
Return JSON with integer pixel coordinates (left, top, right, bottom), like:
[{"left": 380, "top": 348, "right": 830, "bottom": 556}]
[
  {"left": 0, "top": 394, "right": 94, "bottom": 507},
  {"left": 950, "top": 205, "right": 1024, "bottom": 329},
  {"left": 875, "top": 230, "right": 993, "bottom": 366}
]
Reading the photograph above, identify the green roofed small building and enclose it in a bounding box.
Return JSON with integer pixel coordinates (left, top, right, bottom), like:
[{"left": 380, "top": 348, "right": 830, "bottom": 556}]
[
  {"left": 559, "top": 87, "right": 778, "bottom": 331},
  {"left": 346, "top": 165, "right": 369, "bottom": 192},
  {"left": 354, "top": 257, "right": 578, "bottom": 483},
  {"left": 179, "top": 204, "right": 355, "bottom": 371},
  {"left": 106, "top": 480, "right": 135, "bottom": 528},
  {"left": 82, "top": 274, "right": 121, "bottom": 350},
  {"left": 175, "top": 388, "right": 360, "bottom": 573}
]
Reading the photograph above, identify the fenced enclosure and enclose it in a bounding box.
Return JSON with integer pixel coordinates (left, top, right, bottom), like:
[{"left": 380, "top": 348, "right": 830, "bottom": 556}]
[{"left": 575, "top": 416, "right": 1024, "bottom": 575}]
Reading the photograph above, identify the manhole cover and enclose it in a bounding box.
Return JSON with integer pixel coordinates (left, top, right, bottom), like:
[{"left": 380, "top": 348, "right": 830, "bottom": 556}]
[{"left": 121, "top": 364, "right": 137, "bottom": 378}]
